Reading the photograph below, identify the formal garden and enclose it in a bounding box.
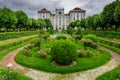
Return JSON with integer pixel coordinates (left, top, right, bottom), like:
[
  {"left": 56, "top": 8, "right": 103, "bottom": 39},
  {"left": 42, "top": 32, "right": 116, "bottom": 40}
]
[{"left": 0, "top": 0, "right": 120, "bottom": 80}]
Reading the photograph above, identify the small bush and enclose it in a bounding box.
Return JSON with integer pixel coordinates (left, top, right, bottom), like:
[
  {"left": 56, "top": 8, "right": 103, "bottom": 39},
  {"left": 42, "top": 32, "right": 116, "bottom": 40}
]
[
  {"left": 84, "top": 34, "right": 98, "bottom": 43},
  {"left": 56, "top": 35, "right": 67, "bottom": 40},
  {"left": 23, "top": 48, "right": 31, "bottom": 57},
  {"left": 38, "top": 50, "right": 47, "bottom": 59},
  {"left": 74, "top": 28, "right": 83, "bottom": 41},
  {"left": 51, "top": 40, "right": 77, "bottom": 65},
  {"left": 82, "top": 39, "right": 98, "bottom": 49},
  {"left": 77, "top": 49, "right": 93, "bottom": 57}
]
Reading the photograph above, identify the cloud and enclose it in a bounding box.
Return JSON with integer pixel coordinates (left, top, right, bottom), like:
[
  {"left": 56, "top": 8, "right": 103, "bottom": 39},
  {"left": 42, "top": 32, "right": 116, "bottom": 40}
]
[{"left": 0, "top": 0, "right": 116, "bottom": 18}]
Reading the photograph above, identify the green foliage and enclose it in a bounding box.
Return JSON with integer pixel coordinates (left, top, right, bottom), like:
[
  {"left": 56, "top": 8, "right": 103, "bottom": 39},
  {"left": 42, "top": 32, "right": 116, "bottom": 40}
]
[
  {"left": 0, "top": 36, "right": 37, "bottom": 53},
  {"left": 44, "top": 19, "right": 53, "bottom": 29},
  {"left": 99, "top": 38, "right": 120, "bottom": 49},
  {"left": 82, "top": 39, "right": 98, "bottom": 49},
  {"left": 83, "top": 31, "right": 120, "bottom": 39},
  {"left": 15, "top": 10, "right": 28, "bottom": 31},
  {"left": 77, "top": 49, "right": 93, "bottom": 57},
  {"left": 50, "top": 40, "right": 77, "bottom": 65},
  {"left": 74, "top": 28, "right": 83, "bottom": 41},
  {"left": 66, "top": 27, "right": 74, "bottom": 35},
  {"left": 0, "top": 7, "right": 17, "bottom": 31},
  {"left": 56, "top": 35, "right": 67, "bottom": 40},
  {"left": 84, "top": 34, "right": 98, "bottom": 43},
  {"left": 0, "top": 37, "right": 37, "bottom": 61},
  {"left": 96, "top": 65, "right": 120, "bottom": 80},
  {"left": 0, "top": 31, "right": 39, "bottom": 41},
  {"left": 38, "top": 50, "right": 47, "bottom": 59},
  {"left": 16, "top": 47, "right": 111, "bottom": 74},
  {"left": 0, "top": 68, "right": 32, "bottom": 80}
]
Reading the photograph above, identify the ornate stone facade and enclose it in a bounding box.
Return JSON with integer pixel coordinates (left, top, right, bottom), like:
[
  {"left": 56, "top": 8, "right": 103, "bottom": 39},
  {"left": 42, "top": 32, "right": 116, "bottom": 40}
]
[{"left": 38, "top": 7, "right": 86, "bottom": 30}]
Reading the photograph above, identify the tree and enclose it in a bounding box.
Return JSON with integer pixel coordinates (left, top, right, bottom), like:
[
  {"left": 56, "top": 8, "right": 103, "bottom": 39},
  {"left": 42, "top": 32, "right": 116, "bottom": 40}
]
[
  {"left": 114, "top": 1, "right": 120, "bottom": 31},
  {"left": 44, "top": 19, "right": 53, "bottom": 29},
  {"left": 69, "top": 21, "right": 76, "bottom": 29},
  {"left": 80, "top": 19, "right": 86, "bottom": 30},
  {"left": 15, "top": 10, "right": 28, "bottom": 31},
  {"left": 26, "top": 18, "right": 32, "bottom": 30},
  {"left": 75, "top": 20, "right": 81, "bottom": 27},
  {"left": 102, "top": 1, "right": 118, "bottom": 31},
  {"left": 0, "top": 7, "right": 17, "bottom": 31}
]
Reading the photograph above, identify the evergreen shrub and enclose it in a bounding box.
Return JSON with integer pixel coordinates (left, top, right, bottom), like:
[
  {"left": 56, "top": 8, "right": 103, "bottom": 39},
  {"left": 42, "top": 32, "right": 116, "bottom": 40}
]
[
  {"left": 56, "top": 35, "right": 67, "bottom": 40},
  {"left": 51, "top": 40, "right": 77, "bottom": 65},
  {"left": 84, "top": 34, "right": 98, "bottom": 43}
]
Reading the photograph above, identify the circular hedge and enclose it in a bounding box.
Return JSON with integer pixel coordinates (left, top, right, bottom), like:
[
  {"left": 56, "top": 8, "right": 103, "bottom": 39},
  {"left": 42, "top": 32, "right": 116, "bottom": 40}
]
[{"left": 50, "top": 40, "right": 77, "bottom": 65}]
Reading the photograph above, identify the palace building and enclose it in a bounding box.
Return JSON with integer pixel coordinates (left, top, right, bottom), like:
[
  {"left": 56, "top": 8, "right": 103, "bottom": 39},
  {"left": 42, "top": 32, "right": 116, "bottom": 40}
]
[{"left": 38, "top": 7, "right": 86, "bottom": 30}]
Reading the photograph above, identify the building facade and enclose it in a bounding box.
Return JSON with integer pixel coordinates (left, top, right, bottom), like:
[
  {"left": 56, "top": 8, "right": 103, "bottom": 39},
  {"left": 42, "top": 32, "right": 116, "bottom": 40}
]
[{"left": 38, "top": 7, "right": 86, "bottom": 30}]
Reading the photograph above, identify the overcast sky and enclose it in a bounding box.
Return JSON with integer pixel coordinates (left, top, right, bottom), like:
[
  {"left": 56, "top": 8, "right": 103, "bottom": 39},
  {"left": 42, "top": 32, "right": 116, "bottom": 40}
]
[{"left": 0, "top": 0, "right": 115, "bottom": 19}]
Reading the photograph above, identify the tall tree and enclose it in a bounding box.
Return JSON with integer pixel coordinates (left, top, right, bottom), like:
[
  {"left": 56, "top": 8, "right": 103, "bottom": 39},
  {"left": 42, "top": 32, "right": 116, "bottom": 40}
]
[
  {"left": 15, "top": 10, "right": 28, "bottom": 31},
  {"left": 114, "top": 1, "right": 120, "bottom": 31},
  {"left": 0, "top": 7, "right": 17, "bottom": 31},
  {"left": 44, "top": 19, "right": 53, "bottom": 29},
  {"left": 102, "top": 1, "right": 118, "bottom": 31}
]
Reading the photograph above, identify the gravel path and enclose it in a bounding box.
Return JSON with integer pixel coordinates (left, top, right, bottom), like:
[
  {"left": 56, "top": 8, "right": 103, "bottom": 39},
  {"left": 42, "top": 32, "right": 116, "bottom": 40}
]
[{"left": 0, "top": 46, "right": 120, "bottom": 80}]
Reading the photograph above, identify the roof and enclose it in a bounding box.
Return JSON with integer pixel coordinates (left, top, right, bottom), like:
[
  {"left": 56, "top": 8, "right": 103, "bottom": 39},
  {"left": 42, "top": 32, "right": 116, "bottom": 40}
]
[
  {"left": 38, "top": 8, "right": 51, "bottom": 13},
  {"left": 68, "top": 7, "right": 86, "bottom": 14},
  {"left": 73, "top": 7, "right": 82, "bottom": 11}
]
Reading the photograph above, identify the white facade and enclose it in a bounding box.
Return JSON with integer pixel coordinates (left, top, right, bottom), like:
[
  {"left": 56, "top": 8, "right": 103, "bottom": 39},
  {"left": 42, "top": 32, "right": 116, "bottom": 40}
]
[{"left": 38, "top": 7, "right": 86, "bottom": 30}]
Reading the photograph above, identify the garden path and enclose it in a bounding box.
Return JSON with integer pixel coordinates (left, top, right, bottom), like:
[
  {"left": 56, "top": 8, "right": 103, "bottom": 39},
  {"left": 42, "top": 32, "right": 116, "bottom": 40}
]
[{"left": 0, "top": 46, "right": 120, "bottom": 80}]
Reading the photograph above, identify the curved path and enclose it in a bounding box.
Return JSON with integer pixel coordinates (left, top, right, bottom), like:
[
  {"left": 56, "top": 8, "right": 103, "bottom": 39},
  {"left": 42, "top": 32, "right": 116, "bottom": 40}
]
[{"left": 0, "top": 46, "right": 120, "bottom": 80}]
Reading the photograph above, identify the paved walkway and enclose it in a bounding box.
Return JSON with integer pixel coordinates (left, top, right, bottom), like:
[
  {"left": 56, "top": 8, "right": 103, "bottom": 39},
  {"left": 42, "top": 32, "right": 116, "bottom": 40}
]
[{"left": 0, "top": 46, "right": 120, "bottom": 80}]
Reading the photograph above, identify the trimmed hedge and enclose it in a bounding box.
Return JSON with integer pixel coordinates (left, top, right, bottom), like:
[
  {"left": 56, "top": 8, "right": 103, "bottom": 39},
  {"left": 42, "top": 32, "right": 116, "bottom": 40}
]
[
  {"left": 16, "top": 49, "right": 111, "bottom": 74},
  {"left": 0, "top": 38, "right": 37, "bottom": 60},
  {"left": 84, "top": 35, "right": 98, "bottom": 43},
  {"left": 0, "top": 68, "right": 32, "bottom": 80},
  {"left": 51, "top": 40, "right": 77, "bottom": 65},
  {"left": 0, "top": 31, "right": 39, "bottom": 41},
  {"left": 83, "top": 31, "right": 120, "bottom": 39},
  {"left": 0, "top": 36, "right": 38, "bottom": 53},
  {"left": 99, "top": 38, "right": 120, "bottom": 49},
  {"left": 96, "top": 65, "right": 120, "bottom": 80}
]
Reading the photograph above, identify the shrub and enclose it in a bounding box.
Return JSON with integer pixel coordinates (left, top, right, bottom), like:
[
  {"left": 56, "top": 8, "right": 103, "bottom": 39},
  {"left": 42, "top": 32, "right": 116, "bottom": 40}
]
[
  {"left": 23, "top": 48, "right": 31, "bottom": 57},
  {"left": 77, "top": 49, "right": 93, "bottom": 57},
  {"left": 84, "top": 34, "right": 98, "bottom": 43},
  {"left": 56, "top": 35, "right": 67, "bottom": 40},
  {"left": 82, "top": 39, "right": 98, "bottom": 49},
  {"left": 74, "top": 28, "right": 83, "bottom": 41},
  {"left": 0, "top": 68, "right": 32, "bottom": 80},
  {"left": 38, "top": 50, "right": 47, "bottom": 59},
  {"left": 51, "top": 40, "right": 77, "bottom": 65},
  {"left": 66, "top": 27, "right": 74, "bottom": 35},
  {"left": 0, "top": 31, "right": 39, "bottom": 41}
]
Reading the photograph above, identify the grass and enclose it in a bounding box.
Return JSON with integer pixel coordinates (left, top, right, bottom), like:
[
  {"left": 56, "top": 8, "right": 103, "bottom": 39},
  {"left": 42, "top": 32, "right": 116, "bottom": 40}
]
[
  {"left": 0, "top": 38, "right": 36, "bottom": 60},
  {"left": 100, "top": 43, "right": 120, "bottom": 54},
  {"left": 0, "top": 67, "right": 32, "bottom": 80},
  {"left": 96, "top": 65, "right": 120, "bottom": 80},
  {"left": 96, "top": 43, "right": 120, "bottom": 80},
  {"left": 0, "top": 31, "right": 39, "bottom": 41},
  {"left": 15, "top": 41, "right": 111, "bottom": 74},
  {"left": 0, "top": 35, "right": 38, "bottom": 53}
]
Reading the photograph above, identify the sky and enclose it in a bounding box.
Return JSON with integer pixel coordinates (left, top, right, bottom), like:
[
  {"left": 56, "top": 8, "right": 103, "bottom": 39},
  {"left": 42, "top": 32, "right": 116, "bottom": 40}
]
[{"left": 0, "top": 0, "right": 115, "bottom": 19}]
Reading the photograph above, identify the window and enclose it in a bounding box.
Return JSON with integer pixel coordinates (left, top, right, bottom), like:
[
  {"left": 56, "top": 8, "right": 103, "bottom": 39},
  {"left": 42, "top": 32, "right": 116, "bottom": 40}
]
[{"left": 59, "top": 12, "right": 61, "bottom": 14}]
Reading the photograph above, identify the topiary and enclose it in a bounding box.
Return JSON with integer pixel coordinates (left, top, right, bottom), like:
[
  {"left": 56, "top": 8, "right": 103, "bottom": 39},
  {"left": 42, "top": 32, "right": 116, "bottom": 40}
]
[
  {"left": 84, "top": 34, "right": 98, "bottom": 43},
  {"left": 38, "top": 50, "right": 47, "bottom": 59},
  {"left": 82, "top": 39, "right": 98, "bottom": 49},
  {"left": 74, "top": 28, "right": 83, "bottom": 41},
  {"left": 56, "top": 35, "right": 67, "bottom": 40},
  {"left": 77, "top": 49, "right": 93, "bottom": 57},
  {"left": 51, "top": 40, "right": 77, "bottom": 65}
]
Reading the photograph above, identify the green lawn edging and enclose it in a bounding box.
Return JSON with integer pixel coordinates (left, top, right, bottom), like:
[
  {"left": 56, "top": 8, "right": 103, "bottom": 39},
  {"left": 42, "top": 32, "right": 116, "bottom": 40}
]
[{"left": 15, "top": 48, "right": 111, "bottom": 74}]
